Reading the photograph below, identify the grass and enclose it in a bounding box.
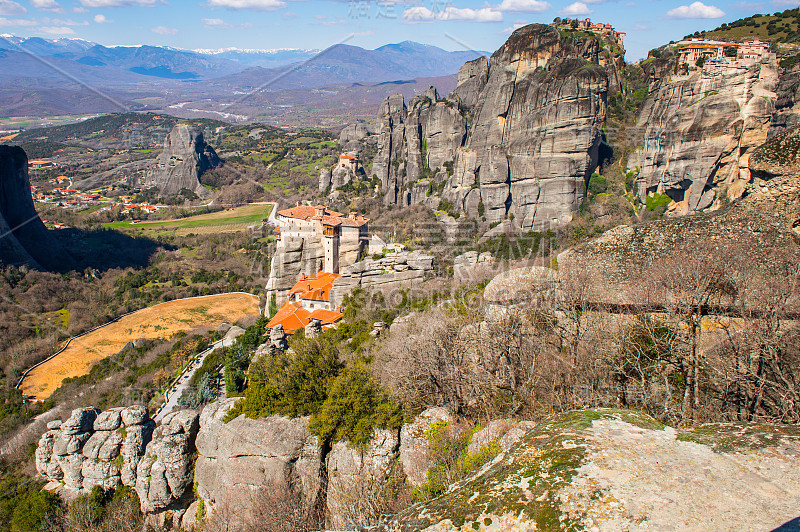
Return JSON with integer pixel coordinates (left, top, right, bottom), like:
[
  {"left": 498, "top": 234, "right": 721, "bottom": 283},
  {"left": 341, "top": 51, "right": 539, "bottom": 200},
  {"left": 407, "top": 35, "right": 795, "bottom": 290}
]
[
  {"left": 20, "top": 293, "right": 259, "bottom": 400},
  {"left": 103, "top": 204, "right": 271, "bottom": 235}
]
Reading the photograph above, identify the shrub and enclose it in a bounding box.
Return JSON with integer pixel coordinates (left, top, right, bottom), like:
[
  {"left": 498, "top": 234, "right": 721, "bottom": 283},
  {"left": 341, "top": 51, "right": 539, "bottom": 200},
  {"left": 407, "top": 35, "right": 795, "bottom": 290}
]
[{"left": 308, "top": 362, "right": 403, "bottom": 448}]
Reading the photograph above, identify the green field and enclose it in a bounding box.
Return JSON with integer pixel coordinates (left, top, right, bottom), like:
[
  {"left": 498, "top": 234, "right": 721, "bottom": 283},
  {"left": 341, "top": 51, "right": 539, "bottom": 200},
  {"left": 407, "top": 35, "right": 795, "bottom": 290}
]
[{"left": 104, "top": 204, "right": 272, "bottom": 235}]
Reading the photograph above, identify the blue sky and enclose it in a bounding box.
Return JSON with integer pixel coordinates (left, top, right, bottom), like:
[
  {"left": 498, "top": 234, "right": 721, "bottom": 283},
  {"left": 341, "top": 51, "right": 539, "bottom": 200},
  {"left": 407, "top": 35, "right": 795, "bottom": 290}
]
[{"left": 0, "top": 0, "right": 798, "bottom": 61}]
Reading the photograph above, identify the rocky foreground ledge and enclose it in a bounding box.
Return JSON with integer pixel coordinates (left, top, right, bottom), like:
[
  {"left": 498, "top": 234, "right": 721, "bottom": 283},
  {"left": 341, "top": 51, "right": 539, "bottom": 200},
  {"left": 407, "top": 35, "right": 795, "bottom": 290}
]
[
  {"left": 377, "top": 409, "right": 800, "bottom": 532},
  {"left": 36, "top": 404, "right": 800, "bottom": 531}
]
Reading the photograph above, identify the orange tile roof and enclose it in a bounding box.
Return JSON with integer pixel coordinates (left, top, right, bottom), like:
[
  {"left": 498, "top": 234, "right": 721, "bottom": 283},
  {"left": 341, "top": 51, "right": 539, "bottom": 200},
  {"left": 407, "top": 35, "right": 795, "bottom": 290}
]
[
  {"left": 277, "top": 205, "right": 369, "bottom": 228},
  {"left": 278, "top": 205, "right": 343, "bottom": 220},
  {"left": 288, "top": 271, "right": 340, "bottom": 301},
  {"left": 266, "top": 301, "right": 343, "bottom": 334}
]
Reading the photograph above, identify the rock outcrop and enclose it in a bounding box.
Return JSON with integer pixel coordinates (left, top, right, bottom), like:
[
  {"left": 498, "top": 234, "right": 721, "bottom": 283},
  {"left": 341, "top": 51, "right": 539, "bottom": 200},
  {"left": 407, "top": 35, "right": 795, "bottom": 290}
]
[
  {"left": 35, "top": 406, "right": 154, "bottom": 492},
  {"left": 136, "top": 124, "right": 221, "bottom": 198},
  {"left": 376, "top": 409, "right": 800, "bottom": 532},
  {"left": 372, "top": 24, "right": 617, "bottom": 230},
  {"left": 558, "top": 130, "right": 800, "bottom": 305},
  {"left": 135, "top": 409, "right": 199, "bottom": 516},
  {"left": 339, "top": 121, "right": 370, "bottom": 144},
  {"left": 629, "top": 56, "right": 778, "bottom": 213},
  {"left": 265, "top": 235, "right": 325, "bottom": 306},
  {"left": 193, "top": 399, "right": 323, "bottom": 520},
  {"left": 373, "top": 87, "right": 467, "bottom": 207},
  {"left": 0, "top": 145, "right": 72, "bottom": 270},
  {"left": 329, "top": 250, "right": 435, "bottom": 307}
]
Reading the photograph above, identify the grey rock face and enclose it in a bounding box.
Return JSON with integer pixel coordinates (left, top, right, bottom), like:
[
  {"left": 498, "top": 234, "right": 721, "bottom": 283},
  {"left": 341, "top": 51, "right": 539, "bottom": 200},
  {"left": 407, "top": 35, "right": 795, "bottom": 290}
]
[
  {"left": 329, "top": 251, "right": 435, "bottom": 307},
  {"left": 399, "top": 407, "right": 453, "bottom": 487},
  {"left": 326, "top": 429, "right": 400, "bottom": 530},
  {"left": 339, "top": 121, "right": 370, "bottom": 144},
  {"left": 450, "top": 57, "right": 489, "bottom": 109},
  {"left": 630, "top": 57, "right": 778, "bottom": 214},
  {"left": 372, "top": 24, "right": 615, "bottom": 230},
  {"left": 137, "top": 124, "right": 221, "bottom": 198},
  {"left": 136, "top": 409, "right": 199, "bottom": 513},
  {"left": 373, "top": 88, "right": 466, "bottom": 207},
  {"left": 194, "top": 399, "right": 323, "bottom": 522},
  {"left": 0, "top": 145, "right": 73, "bottom": 270},
  {"left": 445, "top": 25, "right": 609, "bottom": 229},
  {"left": 35, "top": 405, "right": 153, "bottom": 492},
  {"left": 265, "top": 236, "right": 324, "bottom": 307}
]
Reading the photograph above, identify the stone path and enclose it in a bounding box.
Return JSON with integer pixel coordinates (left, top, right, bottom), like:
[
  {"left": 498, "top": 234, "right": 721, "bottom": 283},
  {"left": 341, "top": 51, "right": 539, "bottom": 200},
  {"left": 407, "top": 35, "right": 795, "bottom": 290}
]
[{"left": 154, "top": 340, "right": 223, "bottom": 423}]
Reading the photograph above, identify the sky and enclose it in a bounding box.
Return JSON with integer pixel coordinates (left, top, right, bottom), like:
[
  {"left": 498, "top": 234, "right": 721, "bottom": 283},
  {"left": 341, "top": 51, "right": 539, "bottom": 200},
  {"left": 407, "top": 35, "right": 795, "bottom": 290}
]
[{"left": 0, "top": 0, "right": 798, "bottom": 61}]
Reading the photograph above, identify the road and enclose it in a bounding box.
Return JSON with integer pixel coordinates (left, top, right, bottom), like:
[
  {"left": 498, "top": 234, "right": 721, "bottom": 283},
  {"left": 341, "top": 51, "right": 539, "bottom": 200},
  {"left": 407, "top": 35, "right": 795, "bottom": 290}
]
[{"left": 153, "top": 339, "right": 224, "bottom": 423}]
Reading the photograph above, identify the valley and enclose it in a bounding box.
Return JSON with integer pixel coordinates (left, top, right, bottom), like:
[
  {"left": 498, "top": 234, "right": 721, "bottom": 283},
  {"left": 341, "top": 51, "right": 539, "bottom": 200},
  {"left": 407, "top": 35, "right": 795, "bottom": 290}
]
[{"left": 0, "top": 10, "right": 799, "bottom": 532}]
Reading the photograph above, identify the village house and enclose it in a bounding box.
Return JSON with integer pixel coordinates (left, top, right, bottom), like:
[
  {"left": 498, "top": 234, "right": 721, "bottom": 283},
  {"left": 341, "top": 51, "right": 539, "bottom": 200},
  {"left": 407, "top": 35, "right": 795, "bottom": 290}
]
[{"left": 28, "top": 159, "right": 55, "bottom": 170}]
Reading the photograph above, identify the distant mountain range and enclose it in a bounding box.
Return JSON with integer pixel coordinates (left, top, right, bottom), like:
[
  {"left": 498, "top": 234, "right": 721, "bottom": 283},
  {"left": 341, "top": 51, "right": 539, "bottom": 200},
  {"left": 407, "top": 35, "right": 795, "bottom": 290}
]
[
  {"left": 0, "top": 35, "right": 485, "bottom": 83},
  {"left": 0, "top": 34, "right": 486, "bottom": 123}
]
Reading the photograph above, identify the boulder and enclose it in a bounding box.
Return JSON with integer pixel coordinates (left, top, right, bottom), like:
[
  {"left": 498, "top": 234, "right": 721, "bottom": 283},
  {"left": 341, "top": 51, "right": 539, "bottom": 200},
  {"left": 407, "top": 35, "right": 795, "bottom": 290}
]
[
  {"left": 35, "top": 405, "right": 153, "bottom": 493},
  {"left": 93, "top": 408, "right": 122, "bottom": 431},
  {"left": 339, "top": 121, "right": 370, "bottom": 144}
]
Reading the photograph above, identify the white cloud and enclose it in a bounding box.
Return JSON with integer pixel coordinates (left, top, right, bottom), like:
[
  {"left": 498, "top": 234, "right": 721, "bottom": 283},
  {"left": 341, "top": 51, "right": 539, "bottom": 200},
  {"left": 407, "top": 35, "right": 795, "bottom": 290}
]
[
  {"left": 72, "top": 6, "right": 87, "bottom": 11},
  {"left": 498, "top": 0, "right": 550, "bottom": 12},
  {"left": 403, "top": 5, "right": 502, "bottom": 22},
  {"left": 501, "top": 21, "right": 525, "bottom": 33},
  {"left": 93, "top": 13, "right": 109, "bottom": 22},
  {"left": 206, "top": 0, "right": 286, "bottom": 10},
  {"left": 402, "top": 6, "right": 436, "bottom": 21},
  {"left": 151, "top": 24, "right": 177, "bottom": 34},
  {"left": 665, "top": 1, "right": 724, "bottom": 18},
  {"left": 44, "top": 16, "right": 87, "bottom": 24},
  {"left": 31, "top": 0, "right": 64, "bottom": 12},
  {"left": 39, "top": 25, "right": 74, "bottom": 33},
  {"left": 0, "top": 0, "right": 26, "bottom": 15},
  {"left": 440, "top": 6, "right": 502, "bottom": 21},
  {"left": 0, "top": 16, "right": 37, "bottom": 25},
  {"left": 560, "top": 1, "right": 592, "bottom": 15},
  {"left": 201, "top": 17, "right": 251, "bottom": 27},
  {"left": 79, "top": 0, "right": 159, "bottom": 7},
  {"left": 772, "top": 0, "right": 799, "bottom": 6}
]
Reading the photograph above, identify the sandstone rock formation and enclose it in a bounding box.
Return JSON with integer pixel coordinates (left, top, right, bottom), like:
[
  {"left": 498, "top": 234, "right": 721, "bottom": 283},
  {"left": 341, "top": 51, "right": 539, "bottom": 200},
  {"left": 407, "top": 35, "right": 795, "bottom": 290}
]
[
  {"left": 373, "top": 24, "right": 617, "bottom": 230},
  {"left": 329, "top": 250, "right": 435, "bottom": 307},
  {"left": 339, "top": 121, "right": 370, "bottom": 144},
  {"left": 0, "top": 145, "right": 72, "bottom": 270},
  {"left": 377, "top": 409, "right": 800, "bottom": 532},
  {"left": 399, "top": 407, "right": 452, "bottom": 487},
  {"left": 265, "top": 235, "right": 325, "bottom": 306},
  {"left": 629, "top": 56, "right": 778, "bottom": 213},
  {"left": 136, "top": 409, "right": 199, "bottom": 515},
  {"left": 36, "top": 405, "right": 154, "bottom": 492},
  {"left": 558, "top": 134, "right": 800, "bottom": 305},
  {"left": 373, "top": 87, "right": 467, "bottom": 207},
  {"left": 194, "top": 399, "right": 324, "bottom": 522},
  {"left": 136, "top": 124, "right": 221, "bottom": 198},
  {"left": 326, "top": 428, "right": 399, "bottom": 530}
]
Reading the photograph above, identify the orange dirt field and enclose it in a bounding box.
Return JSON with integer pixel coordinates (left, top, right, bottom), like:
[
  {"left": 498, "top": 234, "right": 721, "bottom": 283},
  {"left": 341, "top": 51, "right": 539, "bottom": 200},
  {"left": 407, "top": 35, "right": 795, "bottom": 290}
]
[{"left": 21, "top": 293, "right": 259, "bottom": 400}]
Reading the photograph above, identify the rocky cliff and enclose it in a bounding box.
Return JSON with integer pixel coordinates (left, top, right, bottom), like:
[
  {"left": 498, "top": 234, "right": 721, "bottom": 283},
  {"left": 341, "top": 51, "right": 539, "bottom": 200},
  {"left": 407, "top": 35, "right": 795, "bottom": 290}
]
[
  {"left": 629, "top": 56, "right": 778, "bottom": 214},
  {"left": 372, "top": 24, "right": 618, "bottom": 230},
  {"left": 0, "top": 145, "right": 72, "bottom": 270},
  {"left": 559, "top": 126, "right": 800, "bottom": 305},
  {"left": 36, "top": 406, "right": 154, "bottom": 492},
  {"left": 135, "top": 124, "right": 221, "bottom": 198}
]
